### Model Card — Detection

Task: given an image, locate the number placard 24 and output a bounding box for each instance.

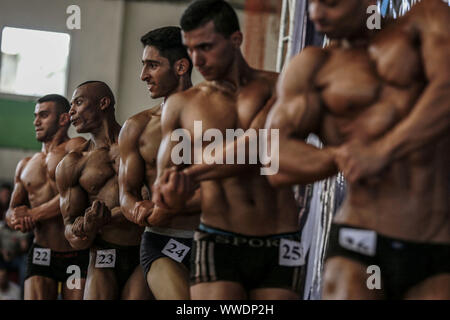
[161,239,190,263]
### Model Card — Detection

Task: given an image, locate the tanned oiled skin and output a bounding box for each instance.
[119,43,201,230]
[153,23,299,237]
[118,34,202,300]
[119,106,200,230]
[56,83,143,249]
[153,20,300,300]
[6,100,86,300]
[56,82,150,299]
[266,0,450,299]
[7,136,85,251]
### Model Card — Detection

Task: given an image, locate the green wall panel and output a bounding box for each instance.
[0,97,41,150]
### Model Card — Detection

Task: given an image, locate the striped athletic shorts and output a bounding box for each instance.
[190,223,305,293]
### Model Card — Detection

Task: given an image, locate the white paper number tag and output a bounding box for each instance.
[339,228,377,256]
[32,248,51,266]
[161,239,190,263]
[279,239,304,267]
[95,249,116,268]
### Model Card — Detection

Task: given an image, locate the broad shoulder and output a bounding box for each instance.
[279,46,329,95]
[15,156,32,178]
[57,150,84,176]
[288,46,328,74]
[246,69,280,99]
[407,0,450,24]
[129,105,162,123]
[64,137,86,153]
[120,105,162,142]
[55,148,86,189]
[164,85,208,111]
[254,69,279,87]
[18,156,32,168]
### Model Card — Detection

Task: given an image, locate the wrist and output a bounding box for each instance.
[84,225,99,237]
[373,139,392,165]
[183,165,200,183]
[29,207,39,222]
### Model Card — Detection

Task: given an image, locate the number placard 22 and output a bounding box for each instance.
[32,248,51,266]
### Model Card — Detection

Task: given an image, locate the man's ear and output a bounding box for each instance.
[230,31,243,48]
[99,97,111,111]
[174,58,191,76]
[59,113,70,127]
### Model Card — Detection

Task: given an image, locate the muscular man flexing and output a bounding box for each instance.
[6,94,88,300]
[266,0,450,299]
[119,26,200,299]
[152,0,302,300]
[56,81,151,300]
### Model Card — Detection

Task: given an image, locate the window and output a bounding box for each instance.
[0,27,70,97]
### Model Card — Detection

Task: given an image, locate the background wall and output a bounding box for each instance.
[0,0,280,182]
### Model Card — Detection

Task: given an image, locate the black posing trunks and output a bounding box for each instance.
[191,223,305,294]
[25,243,89,282]
[91,238,140,292]
[140,226,193,277]
[326,223,450,299]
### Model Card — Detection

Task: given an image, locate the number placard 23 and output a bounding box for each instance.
[95,249,116,268]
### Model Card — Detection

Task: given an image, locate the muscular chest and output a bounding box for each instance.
[79,147,119,195]
[318,29,423,144]
[369,23,422,88]
[182,85,270,139]
[317,48,380,116]
[21,152,63,190]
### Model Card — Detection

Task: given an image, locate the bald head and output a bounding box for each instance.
[70,81,117,133]
[76,81,116,110]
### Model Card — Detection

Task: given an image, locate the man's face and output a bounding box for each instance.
[33,102,61,142]
[182,21,235,81]
[309,0,373,39]
[140,46,179,99]
[69,85,101,133]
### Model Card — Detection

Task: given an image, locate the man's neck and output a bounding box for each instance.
[90,116,121,149]
[339,26,378,49]
[213,51,253,92]
[42,130,69,154]
[163,77,193,105]
[340,38,368,49]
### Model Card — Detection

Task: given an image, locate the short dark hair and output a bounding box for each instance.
[141,26,192,75]
[76,81,116,108]
[37,94,70,115]
[180,0,240,38]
